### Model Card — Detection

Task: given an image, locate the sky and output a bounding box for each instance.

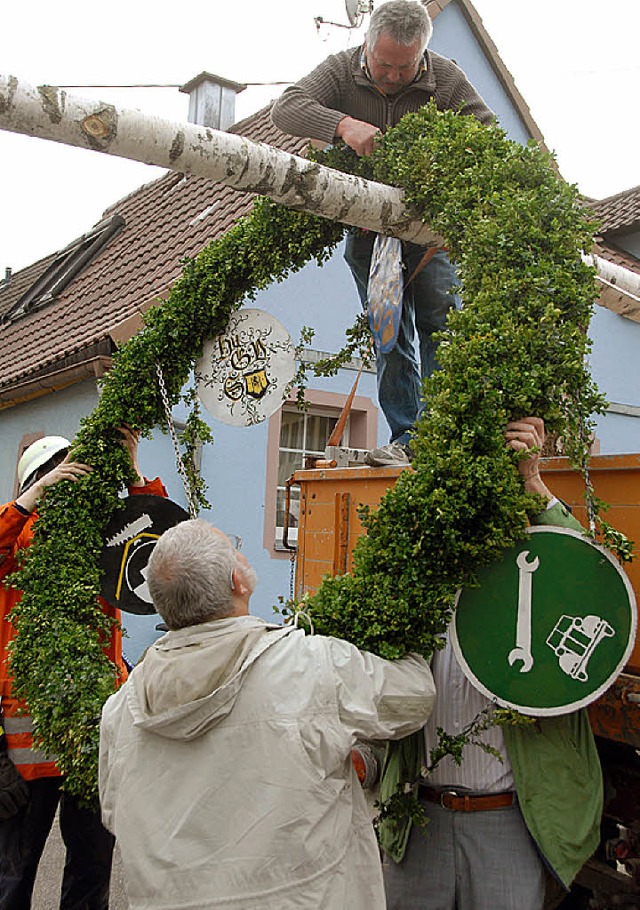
[1,0,638,274]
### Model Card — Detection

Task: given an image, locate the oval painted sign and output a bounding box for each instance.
[196,309,296,427]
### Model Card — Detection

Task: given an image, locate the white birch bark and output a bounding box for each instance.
[0,74,443,247]
[1,73,639,311]
[582,253,640,305]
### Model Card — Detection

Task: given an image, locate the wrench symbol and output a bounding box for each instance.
[507,550,540,673]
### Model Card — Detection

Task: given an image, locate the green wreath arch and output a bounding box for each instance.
[8,104,623,801]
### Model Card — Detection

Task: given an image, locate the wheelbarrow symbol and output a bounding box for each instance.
[546,615,615,682]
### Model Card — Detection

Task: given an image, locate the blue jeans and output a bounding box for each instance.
[344,232,460,446]
[0,777,114,910]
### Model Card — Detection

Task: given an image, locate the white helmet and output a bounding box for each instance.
[18,436,70,492]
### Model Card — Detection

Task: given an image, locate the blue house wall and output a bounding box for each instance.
[0,381,99,504]
[127,251,381,662]
[430,3,531,146]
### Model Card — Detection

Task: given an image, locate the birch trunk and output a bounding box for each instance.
[0,74,442,247]
[582,252,640,312]
[1,74,639,307]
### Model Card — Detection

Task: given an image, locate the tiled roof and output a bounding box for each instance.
[0,251,58,320]
[585,187,640,324]
[586,185,640,235]
[591,238,640,323]
[581,188,640,322]
[0,107,307,395]
[0,1,555,399]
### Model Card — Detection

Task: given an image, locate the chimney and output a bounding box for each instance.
[180,72,247,131]
[1,267,11,289]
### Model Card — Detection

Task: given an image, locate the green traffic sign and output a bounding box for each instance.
[451,527,637,716]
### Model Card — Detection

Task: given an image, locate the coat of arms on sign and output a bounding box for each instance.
[196,309,296,427]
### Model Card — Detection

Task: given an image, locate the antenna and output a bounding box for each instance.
[314,0,372,32]
[345,0,363,27]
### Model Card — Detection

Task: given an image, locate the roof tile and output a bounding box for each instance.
[586,185,640,235]
[0,106,307,392]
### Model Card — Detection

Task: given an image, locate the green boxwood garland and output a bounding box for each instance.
[303,106,616,656]
[7,105,624,802]
[8,204,342,803]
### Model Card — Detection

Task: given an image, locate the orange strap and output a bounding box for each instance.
[326,342,372,448]
[405,245,446,289]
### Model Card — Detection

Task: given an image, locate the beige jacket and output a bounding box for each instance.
[99,615,435,909]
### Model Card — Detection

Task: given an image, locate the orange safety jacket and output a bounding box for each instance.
[0,476,167,781]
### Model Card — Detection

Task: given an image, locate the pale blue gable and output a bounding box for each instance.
[589,306,640,454]
[430,1,532,145]
[0,381,100,504]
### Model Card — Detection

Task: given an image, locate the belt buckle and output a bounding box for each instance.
[440,789,459,809]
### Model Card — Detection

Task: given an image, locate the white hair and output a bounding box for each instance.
[366,1,433,52]
[147,520,238,630]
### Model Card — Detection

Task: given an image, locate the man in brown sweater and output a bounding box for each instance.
[271,0,493,466]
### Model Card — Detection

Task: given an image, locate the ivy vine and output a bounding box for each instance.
[8,104,620,802]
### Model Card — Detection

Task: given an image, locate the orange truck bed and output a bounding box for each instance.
[292,454,640,747]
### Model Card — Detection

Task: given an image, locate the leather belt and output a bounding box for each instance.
[419,785,515,812]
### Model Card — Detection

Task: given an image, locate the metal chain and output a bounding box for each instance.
[289,547,297,601]
[582,459,597,537]
[155,363,199,519]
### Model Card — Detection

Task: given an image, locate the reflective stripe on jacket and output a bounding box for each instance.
[3,704,58,780]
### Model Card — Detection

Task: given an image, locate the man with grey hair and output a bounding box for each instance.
[143,519,250,630]
[272,0,493,467]
[98,519,435,909]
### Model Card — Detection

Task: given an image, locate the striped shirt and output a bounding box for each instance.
[424,635,514,792]
[424,498,561,791]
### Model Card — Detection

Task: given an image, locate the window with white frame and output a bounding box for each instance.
[275,407,350,547]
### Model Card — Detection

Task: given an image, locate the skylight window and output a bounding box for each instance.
[2,214,125,324]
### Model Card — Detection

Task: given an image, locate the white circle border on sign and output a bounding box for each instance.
[195,308,296,427]
[450,526,637,717]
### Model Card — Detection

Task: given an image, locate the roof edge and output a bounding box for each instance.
[0,355,112,411]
